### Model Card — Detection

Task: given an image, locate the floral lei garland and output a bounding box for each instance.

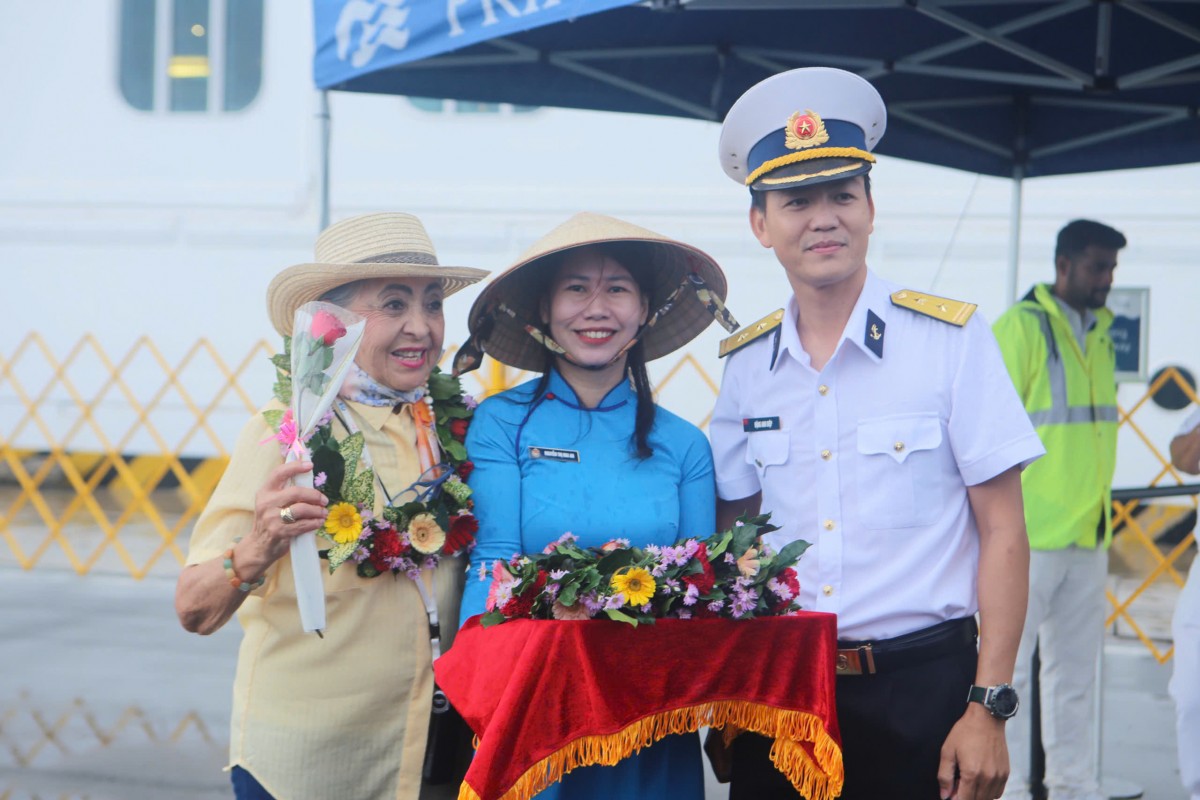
[479,514,809,627]
[265,335,478,580]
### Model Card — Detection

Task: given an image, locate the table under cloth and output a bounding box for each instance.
[434,614,843,800]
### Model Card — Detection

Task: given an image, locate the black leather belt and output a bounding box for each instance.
[835,617,978,676]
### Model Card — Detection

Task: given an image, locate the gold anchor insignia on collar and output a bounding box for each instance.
[719,309,785,358]
[869,324,883,341]
[785,109,830,150]
[890,290,977,327]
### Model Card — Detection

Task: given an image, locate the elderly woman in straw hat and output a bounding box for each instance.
[455,212,737,799]
[175,213,487,800]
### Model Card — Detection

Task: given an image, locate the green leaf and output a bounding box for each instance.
[327,540,359,572]
[272,379,292,406]
[442,439,467,462]
[729,523,759,557]
[479,611,506,627]
[357,561,381,578]
[344,470,375,508]
[427,369,460,401]
[706,530,734,559]
[338,432,365,483]
[604,608,639,627]
[262,409,285,431]
[773,538,811,567]
[440,404,472,420]
[310,446,345,504]
[596,548,637,573]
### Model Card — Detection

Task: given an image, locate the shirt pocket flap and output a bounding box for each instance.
[745,430,789,470]
[857,413,943,464]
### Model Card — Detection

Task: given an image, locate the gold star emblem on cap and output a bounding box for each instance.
[785,109,830,150]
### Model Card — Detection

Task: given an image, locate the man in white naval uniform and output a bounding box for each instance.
[710,67,1045,800]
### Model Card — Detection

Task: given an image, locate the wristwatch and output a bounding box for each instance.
[967,683,1019,720]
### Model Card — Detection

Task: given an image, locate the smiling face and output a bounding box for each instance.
[541,248,649,371]
[749,176,875,292]
[346,277,445,392]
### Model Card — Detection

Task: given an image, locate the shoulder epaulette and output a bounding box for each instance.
[890,290,976,327]
[718,309,784,358]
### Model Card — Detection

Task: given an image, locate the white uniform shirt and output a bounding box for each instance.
[711,270,1044,640]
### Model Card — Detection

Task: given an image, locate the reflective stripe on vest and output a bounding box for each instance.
[1024,308,1118,428]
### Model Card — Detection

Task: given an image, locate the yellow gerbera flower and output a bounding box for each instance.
[324,502,362,544]
[611,567,656,607]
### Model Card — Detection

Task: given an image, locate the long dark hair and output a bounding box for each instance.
[528,243,658,460]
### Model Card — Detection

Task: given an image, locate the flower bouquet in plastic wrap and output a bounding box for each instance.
[478,513,809,627]
[268,302,365,634]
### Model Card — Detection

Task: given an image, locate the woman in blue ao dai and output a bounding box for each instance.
[456,213,738,800]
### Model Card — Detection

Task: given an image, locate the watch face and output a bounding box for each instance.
[990,686,1019,717]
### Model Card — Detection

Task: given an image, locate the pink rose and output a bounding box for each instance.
[311,310,346,346]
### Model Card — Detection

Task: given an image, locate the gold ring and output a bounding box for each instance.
[280,506,296,524]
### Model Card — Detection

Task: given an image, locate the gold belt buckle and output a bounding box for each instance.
[835,644,876,675]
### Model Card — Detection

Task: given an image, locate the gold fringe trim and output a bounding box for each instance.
[745,147,875,186]
[459,701,843,800]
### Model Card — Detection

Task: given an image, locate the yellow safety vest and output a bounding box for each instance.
[993,284,1118,550]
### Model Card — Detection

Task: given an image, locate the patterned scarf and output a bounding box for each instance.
[338,361,426,407]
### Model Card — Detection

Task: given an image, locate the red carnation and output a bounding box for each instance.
[457,460,475,481]
[445,514,479,554]
[500,569,547,618]
[369,525,405,572]
[682,543,716,595]
[449,418,470,442]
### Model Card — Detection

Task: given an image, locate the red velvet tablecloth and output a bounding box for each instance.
[435,614,843,800]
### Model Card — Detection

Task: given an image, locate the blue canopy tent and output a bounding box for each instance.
[311,0,1200,299]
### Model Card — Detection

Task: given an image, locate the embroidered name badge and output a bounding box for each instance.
[528,446,581,463]
[742,417,781,432]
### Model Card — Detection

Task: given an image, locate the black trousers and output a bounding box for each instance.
[729,628,978,799]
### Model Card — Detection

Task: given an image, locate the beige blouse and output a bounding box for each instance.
[186,400,464,800]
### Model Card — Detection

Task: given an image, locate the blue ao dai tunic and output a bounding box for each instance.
[461,369,714,799]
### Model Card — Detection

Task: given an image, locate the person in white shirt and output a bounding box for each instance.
[710,67,1045,800]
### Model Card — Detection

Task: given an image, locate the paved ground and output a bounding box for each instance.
[0,566,1188,800]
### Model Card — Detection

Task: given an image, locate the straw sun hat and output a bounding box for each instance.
[457,212,737,374]
[266,212,489,337]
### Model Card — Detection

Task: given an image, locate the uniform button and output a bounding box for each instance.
[818,384,829,395]
[894,441,905,452]
[823,519,835,530]
[822,584,834,596]
[820,449,832,460]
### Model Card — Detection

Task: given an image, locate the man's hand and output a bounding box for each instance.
[937,703,1009,799]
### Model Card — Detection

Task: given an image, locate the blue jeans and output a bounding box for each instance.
[231,766,276,800]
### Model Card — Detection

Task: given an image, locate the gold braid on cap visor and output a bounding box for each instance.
[744,146,875,186]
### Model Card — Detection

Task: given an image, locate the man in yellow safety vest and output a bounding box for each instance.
[993,218,1126,800]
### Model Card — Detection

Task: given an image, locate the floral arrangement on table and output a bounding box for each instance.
[264,309,478,581]
[479,514,809,627]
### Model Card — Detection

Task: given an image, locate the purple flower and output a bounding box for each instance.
[581,592,604,615]
[463,394,479,410]
[549,569,569,580]
[707,599,725,613]
[724,553,736,564]
[604,592,627,611]
[676,609,693,620]
[313,471,327,488]
[767,577,796,601]
[682,584,700,606]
